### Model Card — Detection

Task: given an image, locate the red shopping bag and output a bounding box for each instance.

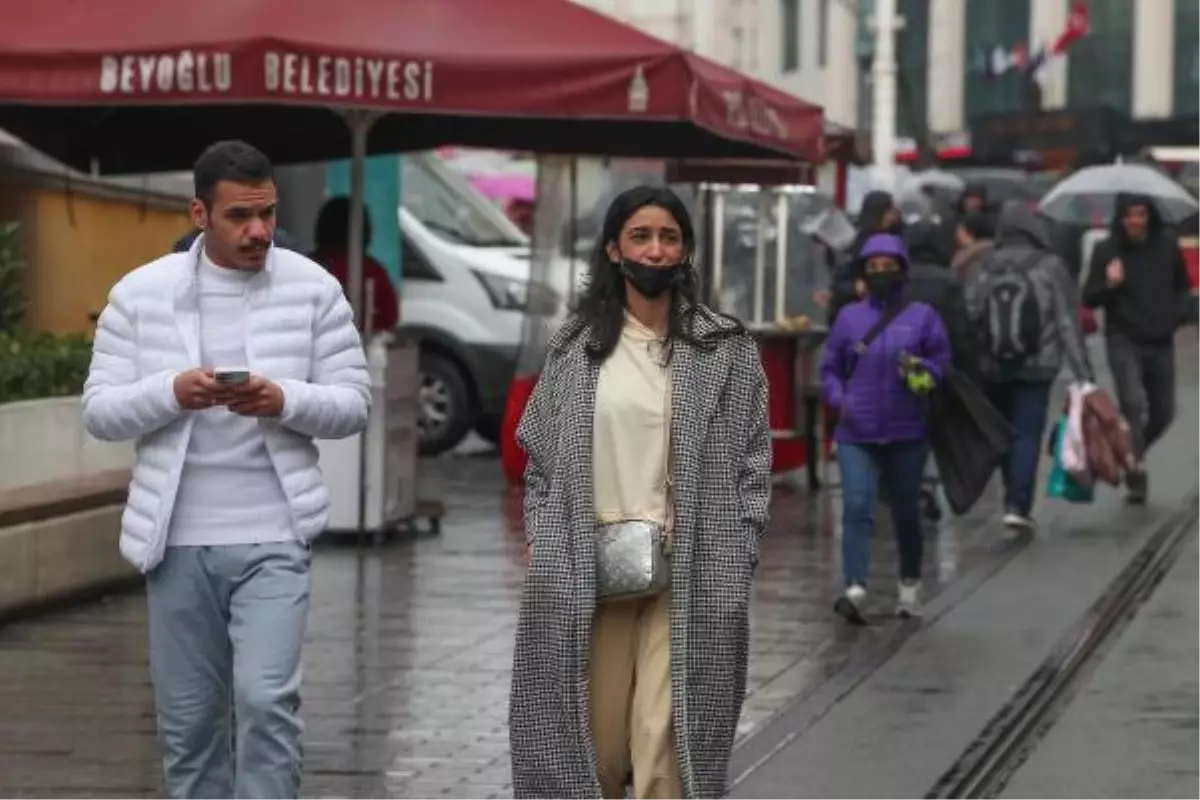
[1080,306,1098,336]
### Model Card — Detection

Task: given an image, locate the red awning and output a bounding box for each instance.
[0,0,824,173]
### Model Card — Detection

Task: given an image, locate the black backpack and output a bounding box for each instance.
[982,254,1043,365]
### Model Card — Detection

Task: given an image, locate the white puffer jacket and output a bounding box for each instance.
[82,237,370,573]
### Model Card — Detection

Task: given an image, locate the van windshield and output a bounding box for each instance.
[403,153,529,248]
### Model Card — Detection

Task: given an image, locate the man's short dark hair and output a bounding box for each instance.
[959,210,994,241]
[193,140,274,206]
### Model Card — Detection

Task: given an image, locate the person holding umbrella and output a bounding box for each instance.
[1082,193,1192,503]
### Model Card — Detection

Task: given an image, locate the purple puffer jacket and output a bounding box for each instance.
[820,298,951,444]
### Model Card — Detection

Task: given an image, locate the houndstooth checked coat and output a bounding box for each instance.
[509,306,771,799]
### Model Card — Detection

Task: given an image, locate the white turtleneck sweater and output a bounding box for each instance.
[168,252,294,546]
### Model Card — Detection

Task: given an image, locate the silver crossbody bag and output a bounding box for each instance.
[594,372,674,603]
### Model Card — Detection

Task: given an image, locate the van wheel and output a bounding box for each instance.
[418,352,473,456]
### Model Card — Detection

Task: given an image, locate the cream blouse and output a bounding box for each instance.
[592,313,671,526]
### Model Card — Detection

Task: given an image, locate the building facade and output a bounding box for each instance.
[575,0,1199,134]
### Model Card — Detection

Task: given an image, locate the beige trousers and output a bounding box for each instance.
[588,590,684,799]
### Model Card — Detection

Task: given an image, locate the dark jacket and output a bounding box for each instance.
[904,223,976,375]
[1082,192,1192,346]
[964,202,1094,384]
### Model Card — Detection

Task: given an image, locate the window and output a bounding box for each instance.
[400,239,441,282]
[780,0,799,72]
[401,154,527,248]
[1066,0,1134,113]
[963,0,1032,121]
[818,0,829,68]
[1174,0,1199,115]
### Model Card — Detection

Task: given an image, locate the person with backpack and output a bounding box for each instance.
[821,234,951,623]
[964,201,1094,531]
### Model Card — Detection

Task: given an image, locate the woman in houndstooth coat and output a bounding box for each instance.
[509,186,771,799]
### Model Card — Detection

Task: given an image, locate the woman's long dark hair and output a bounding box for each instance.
[572,185,743,362]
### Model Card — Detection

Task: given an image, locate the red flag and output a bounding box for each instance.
[1052,1,1090,54]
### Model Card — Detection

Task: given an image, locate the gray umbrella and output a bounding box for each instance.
[1039,162,1200,226]
[896,168,967,208]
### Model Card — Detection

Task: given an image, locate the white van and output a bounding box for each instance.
[399,154,557,455]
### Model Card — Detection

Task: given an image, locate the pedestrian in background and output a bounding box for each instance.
[904,219,974,373]
[956,183,989,217]
[1082,192,1192,503]
[950,210,995,282]
[83,140,370,798]
[828,190,904,324]
[821,233,951,623]
[311,195,400,333]
[965,201,1093,530]
[510,185,771,799]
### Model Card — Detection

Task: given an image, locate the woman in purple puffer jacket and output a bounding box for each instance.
[820,233,951,623]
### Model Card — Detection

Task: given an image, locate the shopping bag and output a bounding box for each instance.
[1046,414,1095,503]
[928,371,1016,515]
[1061,382,1094,479]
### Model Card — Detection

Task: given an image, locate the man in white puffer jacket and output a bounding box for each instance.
[82,140,369,799]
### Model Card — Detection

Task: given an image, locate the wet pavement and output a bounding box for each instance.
[728,333,1200,799]
[1000,529,1199,800]
[0,452,1007,798]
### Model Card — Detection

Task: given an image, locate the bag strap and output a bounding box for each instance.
[847,300,911,379]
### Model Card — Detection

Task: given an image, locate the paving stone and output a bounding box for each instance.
[0,457,1001,797]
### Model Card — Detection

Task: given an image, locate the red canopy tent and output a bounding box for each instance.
[0,0,823,171]
[0,0,827,497]
[0,0,823,324]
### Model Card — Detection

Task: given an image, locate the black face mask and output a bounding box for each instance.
[620,259,685,299]
[864,272,900,300]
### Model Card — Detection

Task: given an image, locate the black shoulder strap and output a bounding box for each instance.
[847,301,911,378]
[856,300,911,353]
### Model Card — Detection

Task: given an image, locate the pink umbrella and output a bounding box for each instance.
[470,173,537,203]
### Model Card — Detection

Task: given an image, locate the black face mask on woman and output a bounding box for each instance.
[620,259,685,299]
[864,271,901,300]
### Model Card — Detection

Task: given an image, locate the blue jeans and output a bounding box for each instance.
[837,440,928,587]
[147,543,311,799]
[986,381,1053,517]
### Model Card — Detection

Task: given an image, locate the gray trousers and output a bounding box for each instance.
[1106,333,1177,462]
[147,542,311,799]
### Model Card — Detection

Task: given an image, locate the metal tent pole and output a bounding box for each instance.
[773,188,789,323]
[341,110,380,539]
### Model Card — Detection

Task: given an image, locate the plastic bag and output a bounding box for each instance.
[1047,414,1095,503]
[1061,382,1094,479]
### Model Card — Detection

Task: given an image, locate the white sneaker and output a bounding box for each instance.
[896,580,922,618]
[834,584,868,624]
[1003,511,1035,530]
